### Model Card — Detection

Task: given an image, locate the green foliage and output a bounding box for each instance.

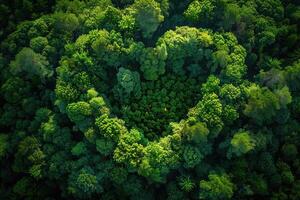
[66,101,92,131]
[178,175,195,192]
[89,96,108,115]
[201,75,220,94]
[183,145,203,168]
[157,26,214,75]
[138,137,179,182]
[0,134,8,158]
[285,60,300,92]
[113,128,145,169]
[0,0,299,199]
[183,122,209,144]
[1,77,31,103]
[53,13,79,34]
[121,75,200,139]
[10,47,53,81]
[96,138,114,156]
[255,0,284,20]
[68,167,102,198]
[220,84,241,103]
[227,130,256,158]
[110,167,128,184]
[199,173,234,200]
[222,3,241,30]
[13,136,45,179]
[95,114,127,141]
[29,36,48,52]
[114,67,141,102]
[184,0,215,23]
[244,85,292,125]
[133,0,164,38]
[71,142,87,156]
[188,93,223,136]
[55,80,80,104]
[139,45,167,80]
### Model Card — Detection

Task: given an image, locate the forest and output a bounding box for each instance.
[0,0,299,199]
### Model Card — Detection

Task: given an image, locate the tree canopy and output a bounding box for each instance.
[0,0,299,199]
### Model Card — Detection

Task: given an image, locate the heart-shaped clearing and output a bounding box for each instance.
[55,26,247,181]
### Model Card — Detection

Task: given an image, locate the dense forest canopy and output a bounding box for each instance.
[0,0,300,199]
